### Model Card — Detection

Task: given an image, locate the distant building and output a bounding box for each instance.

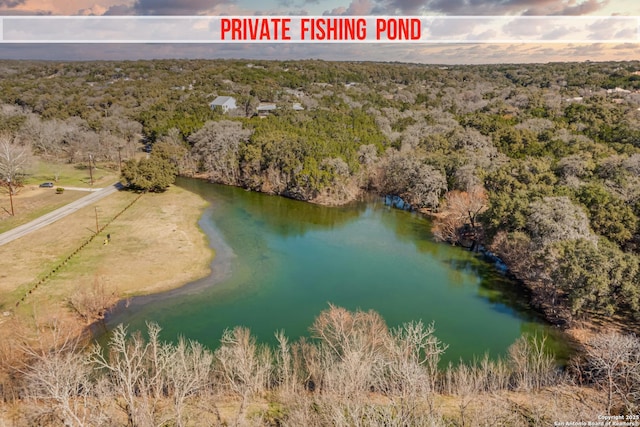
[292,103,304,111]
[256,102,277,116]
[209,96,237,113]
[607,87,631,94]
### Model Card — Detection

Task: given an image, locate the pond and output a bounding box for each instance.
[104,178,566,364]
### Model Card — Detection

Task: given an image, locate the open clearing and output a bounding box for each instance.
[0,185,212,334]
[0,160,120,234]
[25,159,119,188]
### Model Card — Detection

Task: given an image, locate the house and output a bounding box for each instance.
[209,96,237,113]
[607,87,631,94]
[256,102,277,116]
[292,103,304,111]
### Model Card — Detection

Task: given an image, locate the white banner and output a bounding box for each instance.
[0,16,638,43]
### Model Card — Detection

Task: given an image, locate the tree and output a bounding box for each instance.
[584,332,640,414]
[166,338,213,427]
[546,238,639,317]
[526,196,593,247]
[576,183,638,245]
[188,120,253,186]
[20,329,98,427]
[152,138,191,175]
[432,186,487,246]
[18,115,68,158]
[214,327,270,425]
[381,150,447,210]
[0,135,31,194]
[90,323,169,427]
[121,154,177,192]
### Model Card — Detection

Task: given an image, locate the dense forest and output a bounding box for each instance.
[1,58,639,329]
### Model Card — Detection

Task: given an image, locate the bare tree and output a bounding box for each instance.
[446,362,479,427]
[18,324,101,427]
[274,330,295,396]
[0,135,32,193]
[310,304,389,364]
[90,323,165,427]
[432,186,487,247]
[507,334,559,392]
[382,321,447,419]
[583,332,640,414]
[214,326,271,426]
[166,338,213,427]
[189,120,253,185]
[67,276,118,324]
[18,115,66,158]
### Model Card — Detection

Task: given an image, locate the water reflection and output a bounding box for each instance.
[178,178,366,238]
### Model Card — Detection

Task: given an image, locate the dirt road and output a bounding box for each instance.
[0,183,122,247]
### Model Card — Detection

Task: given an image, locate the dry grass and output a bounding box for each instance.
[0,185,212,336]
[0,160,121,233]
[0,186,87,233]
[24,159,119,188]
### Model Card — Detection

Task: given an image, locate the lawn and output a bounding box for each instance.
[25,159,120,188]
[0,187,86,233]
[0,159,121,234]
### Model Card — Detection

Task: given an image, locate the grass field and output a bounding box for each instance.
[0,185,212,335]
[0,187,87,234]
[0,160,121,234]
[24,159,120,188]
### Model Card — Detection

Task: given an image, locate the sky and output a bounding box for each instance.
[0,0,639,63]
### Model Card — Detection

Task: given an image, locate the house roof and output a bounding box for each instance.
[210,96,235,106]
[256,102,277,111]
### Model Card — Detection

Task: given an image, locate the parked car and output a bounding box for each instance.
[39,182,54,188]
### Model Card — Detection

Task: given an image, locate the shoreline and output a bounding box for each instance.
[76,179,593,360]
[101,205,236,328]
[0,177,589,375]
[0,184,215,348]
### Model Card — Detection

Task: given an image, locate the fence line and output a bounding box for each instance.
[15,193,143,307]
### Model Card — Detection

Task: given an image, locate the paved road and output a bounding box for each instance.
[0,182,122,247]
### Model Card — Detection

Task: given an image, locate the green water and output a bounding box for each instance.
[105,178,564,363]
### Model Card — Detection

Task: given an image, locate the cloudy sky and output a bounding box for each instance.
[0,0,639,63]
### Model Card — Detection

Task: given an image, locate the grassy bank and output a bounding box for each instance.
[0,185,212,335]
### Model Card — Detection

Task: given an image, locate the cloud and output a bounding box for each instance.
[103,4,136,15]
[132,0,233,15]
[324,0,373,15]
[549,0,609,15]
[0,0,26,7]
[364,0,612,16]
[346,0,373,14]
